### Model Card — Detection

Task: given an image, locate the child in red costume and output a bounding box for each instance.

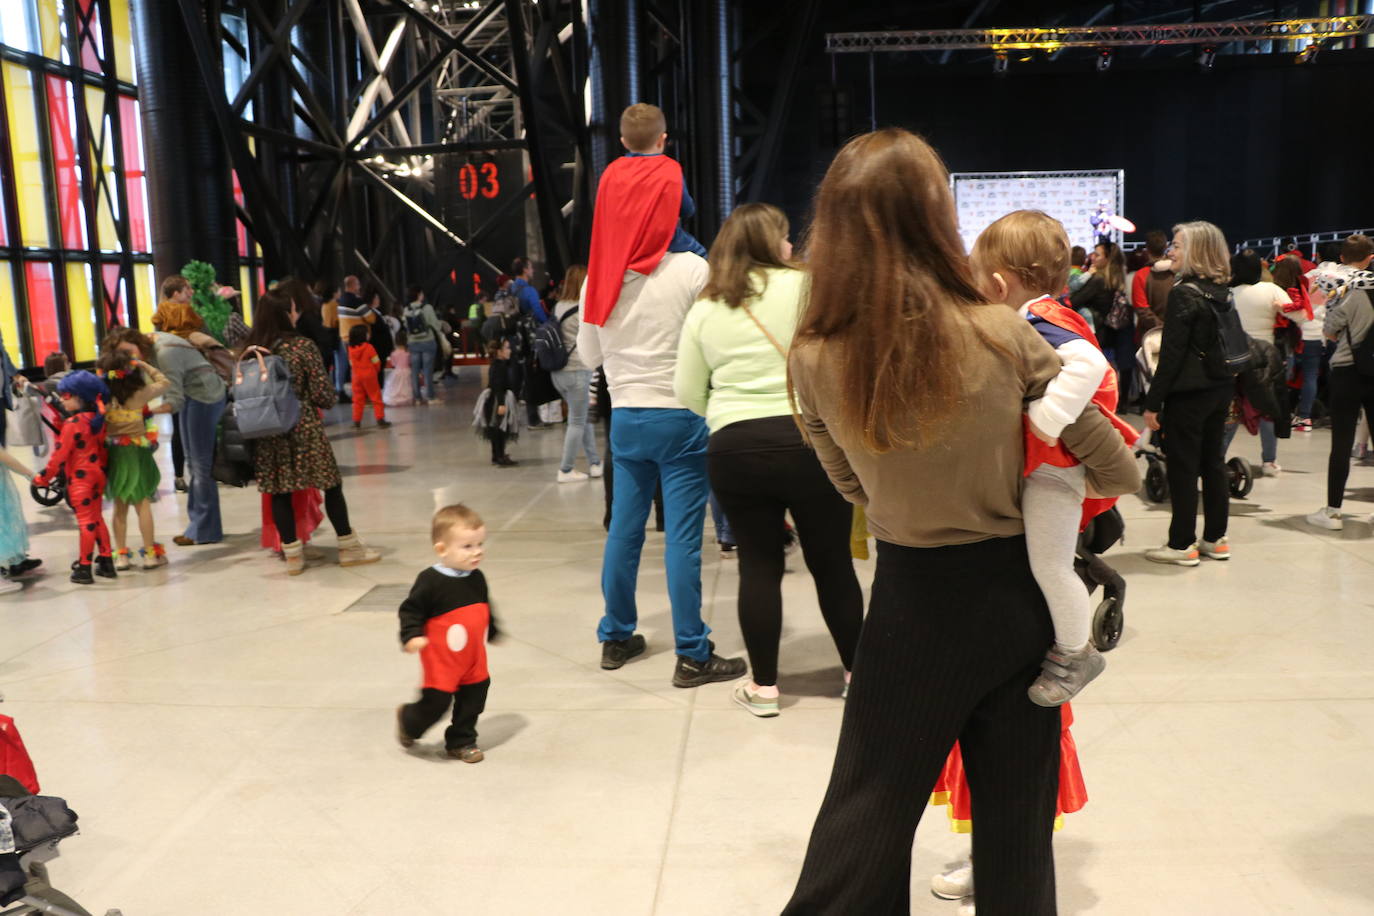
[971,211,1139,706]
[347,325,389,430]
[32,371,116,585]
[583,102,705,328]
[394,504,501,763]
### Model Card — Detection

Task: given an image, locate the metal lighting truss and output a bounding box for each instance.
[176,0,589,288]
[825,16,1374,53]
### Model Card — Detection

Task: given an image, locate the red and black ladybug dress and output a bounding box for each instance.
[33,409,111,565]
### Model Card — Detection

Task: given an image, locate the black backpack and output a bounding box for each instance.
[1188,283,1253,379]
[532,307,575,372]
[404,305,428,337]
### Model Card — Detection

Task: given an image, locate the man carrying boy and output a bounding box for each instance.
[578,102,745,689]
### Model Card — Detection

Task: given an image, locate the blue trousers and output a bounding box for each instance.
[597,407,712,661]
[180,395,226,542]
[334,341,350,391]
[409,339,437,401]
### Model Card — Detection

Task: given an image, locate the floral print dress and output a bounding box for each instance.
[253,335,342,494]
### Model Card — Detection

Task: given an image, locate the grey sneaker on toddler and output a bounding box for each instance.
[1028,643,1105,707]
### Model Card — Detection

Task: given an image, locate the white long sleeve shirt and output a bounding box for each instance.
[1019,297,1111,439]
[576,252,709,408]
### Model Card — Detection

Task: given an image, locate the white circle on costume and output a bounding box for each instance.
[446,624,469,652]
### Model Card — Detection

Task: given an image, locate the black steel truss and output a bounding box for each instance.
[175,0,592,295]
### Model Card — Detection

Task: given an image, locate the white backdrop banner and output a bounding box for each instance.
[951,170,1124,255]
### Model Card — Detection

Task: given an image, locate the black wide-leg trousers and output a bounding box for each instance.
[783,535,1061,916]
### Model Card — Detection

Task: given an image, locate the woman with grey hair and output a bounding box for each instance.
[1142,221,1237,566]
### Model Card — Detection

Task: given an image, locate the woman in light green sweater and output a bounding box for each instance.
[674,203,863,718]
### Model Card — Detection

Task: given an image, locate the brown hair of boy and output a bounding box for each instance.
[161,274,190,301]
[620,103,667,153]
[43,351,70,376]
[432,504,484,544]
[970,210,1072,300]
[1341,234,1374,264]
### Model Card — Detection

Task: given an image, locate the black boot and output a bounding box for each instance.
[70,563,94,585]
[94,555,118,579]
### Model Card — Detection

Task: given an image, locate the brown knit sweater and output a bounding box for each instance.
[789,302,1141,548]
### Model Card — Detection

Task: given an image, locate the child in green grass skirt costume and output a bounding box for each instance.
[97,351,171,570]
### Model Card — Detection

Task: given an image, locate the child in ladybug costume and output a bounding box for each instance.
[394,504,501,763]
[32,370,115,585]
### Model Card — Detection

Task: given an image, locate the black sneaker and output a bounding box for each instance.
[70,564,94,585]
[5,558,41,577]
[672,650,747,688]
[600,634,647,670]
[94,555,118,579]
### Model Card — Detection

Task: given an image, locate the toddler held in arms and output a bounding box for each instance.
[395,504,501,763]
[970,210,1139,706]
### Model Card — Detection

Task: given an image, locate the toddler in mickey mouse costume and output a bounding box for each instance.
[395,504,501,763]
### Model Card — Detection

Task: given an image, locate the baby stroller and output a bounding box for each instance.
[1078,506,1126,651]
[1133,326,1253,504]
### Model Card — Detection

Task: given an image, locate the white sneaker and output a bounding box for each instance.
[0,576,22,595]
[1306,507,1343,530]
[1144,544,1200,566]
[931,861,973,899]
[1261,461,1282,477]
[1198,537,1231,560]
[557,469,589,483]
[588,463,604,479]
[957,896,976,916]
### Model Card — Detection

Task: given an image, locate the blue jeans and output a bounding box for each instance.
[709,490,734,546]
[180,395,226,542]
[597,407,712,661]
[550,368,600,472]
[409,339,437,401]
[1223,417,1277,463]
[334,341,350,391]
[1296,341,1323,419]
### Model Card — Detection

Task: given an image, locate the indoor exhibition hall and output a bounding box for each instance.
[1,1,1373,915]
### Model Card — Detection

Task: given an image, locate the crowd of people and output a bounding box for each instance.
[3,101,1374,915]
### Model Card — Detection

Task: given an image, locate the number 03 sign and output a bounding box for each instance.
[457,161,501,200]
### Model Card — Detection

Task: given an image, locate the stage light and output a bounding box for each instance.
[1095,48,1112,72]
[1296,40,1322,64]
[993,50,1008,75]
[1197,45,1216,71]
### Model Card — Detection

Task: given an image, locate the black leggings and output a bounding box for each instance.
[488,428,508,462]
[1325,366,1374,508]
[709,440,862,686]
[270,485,351,544]
[1160,384,1232,549]
[171,415,185,478]
[783,536,1060,916]
[398,679,490,749]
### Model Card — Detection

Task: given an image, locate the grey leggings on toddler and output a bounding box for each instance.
[1023,463,1091,650]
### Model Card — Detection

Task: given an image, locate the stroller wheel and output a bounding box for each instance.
[1227,457,1253,499]
[1092,595,1124,651]
[1143,460,1169,503]
[30,474,66,508]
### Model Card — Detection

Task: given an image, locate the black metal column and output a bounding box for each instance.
[131,0,237,289]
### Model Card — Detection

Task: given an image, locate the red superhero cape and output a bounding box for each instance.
[1023,297,1140,529]
[584,155,683,326]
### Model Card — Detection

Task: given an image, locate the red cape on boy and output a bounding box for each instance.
[583,155,683,326]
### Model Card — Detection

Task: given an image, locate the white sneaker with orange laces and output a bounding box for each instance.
[1144,544,1200,566]
[1198,537,1230,560]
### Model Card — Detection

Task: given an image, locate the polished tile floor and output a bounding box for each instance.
[3,372,1374,915]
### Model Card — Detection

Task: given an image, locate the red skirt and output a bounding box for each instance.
[929,703,1088,833]
[260,488,325,551]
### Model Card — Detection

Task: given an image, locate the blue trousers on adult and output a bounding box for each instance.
[550,368,601,473]
[179,395,226,542]
[334,341,350,393]
[409,339,438,401]
[596,407,712,662]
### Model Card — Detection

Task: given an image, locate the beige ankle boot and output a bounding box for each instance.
[282,540,306,576]
[338,532,380,567]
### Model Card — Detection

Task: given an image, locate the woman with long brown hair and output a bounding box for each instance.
[674,203,862,718]
[781,129,1136,915]
[1071,239,1133,394]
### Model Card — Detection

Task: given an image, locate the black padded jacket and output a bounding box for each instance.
[1144,278,1234,412]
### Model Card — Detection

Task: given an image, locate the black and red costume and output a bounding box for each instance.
[33,409,111,566]
[397,566,497,750]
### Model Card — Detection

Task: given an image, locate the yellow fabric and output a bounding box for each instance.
[3,63,51,248]
[0,265,21,368]
[110,0,136,83]
[850,505,870,560]
[84,86,120,252]
[65,263,96,362]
